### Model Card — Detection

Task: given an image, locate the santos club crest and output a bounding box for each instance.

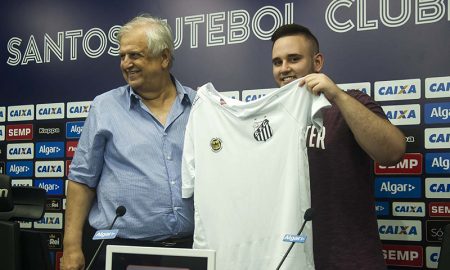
[253,119,273,142]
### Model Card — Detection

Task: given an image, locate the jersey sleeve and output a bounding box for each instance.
[181,107,196,198]
[310,93,331,128]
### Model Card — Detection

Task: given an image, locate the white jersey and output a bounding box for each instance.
[182,79,331,270]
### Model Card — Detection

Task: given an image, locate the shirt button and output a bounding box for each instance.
[167,156,172,160]
[171,181,175,185]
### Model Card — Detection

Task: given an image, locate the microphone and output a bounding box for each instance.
[86,205,127,270]
[276,208,313,270]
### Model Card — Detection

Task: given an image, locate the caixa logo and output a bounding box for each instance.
[242,88,275,102]
[378,219,422,241]
[375,201,389,216]
[67,101,91,118]
[374,79,421,101]
[34,179,63,195]
[35,161,64,177]
[66,121,84,139]
[6,143,34,160]
[382,104,420,126]
[375,153,422,175]
[35,142,64,159]
[382,244,423,267]
[337,82,371,96]
[425,76,450,99]
[425,178,450,198]
[392,202,425,217]
[6,161,33,177]
[0,107,5,122]
[426,246,440,269]
[425,127,450,149]
[424,102,450,124]
[426,152,450,174]
[34,212,63,229]
[7,104,34,121]
[375,177,421,198]
[36,103,65,120]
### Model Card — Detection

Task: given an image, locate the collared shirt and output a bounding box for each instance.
[69,77,196,240]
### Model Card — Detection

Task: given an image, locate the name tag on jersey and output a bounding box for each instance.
[283,234,307,243]
[92,229,119,240]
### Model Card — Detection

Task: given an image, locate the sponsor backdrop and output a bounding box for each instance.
[1,0,449,269]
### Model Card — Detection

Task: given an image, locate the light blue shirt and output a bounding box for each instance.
[69,77,196,240]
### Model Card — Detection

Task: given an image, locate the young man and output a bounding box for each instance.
[271,24,405,270]
[61,15,195,270]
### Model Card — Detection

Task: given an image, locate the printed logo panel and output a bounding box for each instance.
[425,153,450,174]
[34,179,64,196]
[46,198,62,211]
[6,143,34,160]
[382,104,421,125]
[392,202,425,217]
[426,178,450,198]
[378,219,422,241]
[425,102,450,124]
[35,122,65,140]
[375,153,422,175]
[425,127,450,149]
[375,201,390,216]
[35,161,64,178]
[66,141,78,158]
[242,88,275,102]
[46,232,63,249]
[426,220,450,242]
[35,142,65,159]
[36,103,65,120]
[7,105,34,122]
[429,202,450,218]
[18,221,32,229]
[425,76,450,99]
[11,179,32,187]
[66,101,91,118]
[338,82,371,96]
[66,121,84,139]
[375,177,422,198]
[6,124,33,141]
[6,161,33,177]
[374,79,421,101]
[382,244,423,267]
[0,125,4,141]
[402,127,422,152]
[426,246,440,269]
[0,107,5,122]
[0,162,4,175]
[34,212,63,229]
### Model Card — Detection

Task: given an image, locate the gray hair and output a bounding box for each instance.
[118,14,174,67]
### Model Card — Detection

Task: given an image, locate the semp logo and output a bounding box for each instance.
[11,179,32,187]
[46,232,63,249]
[425,127,450,149]
[35,142,65,159]
[46,198,62,211]
[6,161,33,177]
[0,125,4,141]
[220,91,240,100]
[426,178,450,198]
[337,82,371,96]
[426,220,450,242]
[382,104,420,126]
[0,162,5,175]
[35,161,64,178]
[242,88,275,102]
[426,246,440,269]
[374,79,421,101]
[382,244,423,268]
[6,124,33,141]
[0,107,5,122]
[426,152,450,174]
[425,102,450,124]
[378,219,422,241]
[6,143,34,160]
[429,202,450,218]
[34,179,64,196]
[66,121,84,139]
[375,153,422,175]
[67,101,91,118]
[35,122,65,140]
[36,103,65,120]
[425,76,450,99]
[34,212,63,229]
[375,201,390,216]
[66,141,78,158]
[375,177,421,198]
[392,202,425,217]
[7,104,34,122]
